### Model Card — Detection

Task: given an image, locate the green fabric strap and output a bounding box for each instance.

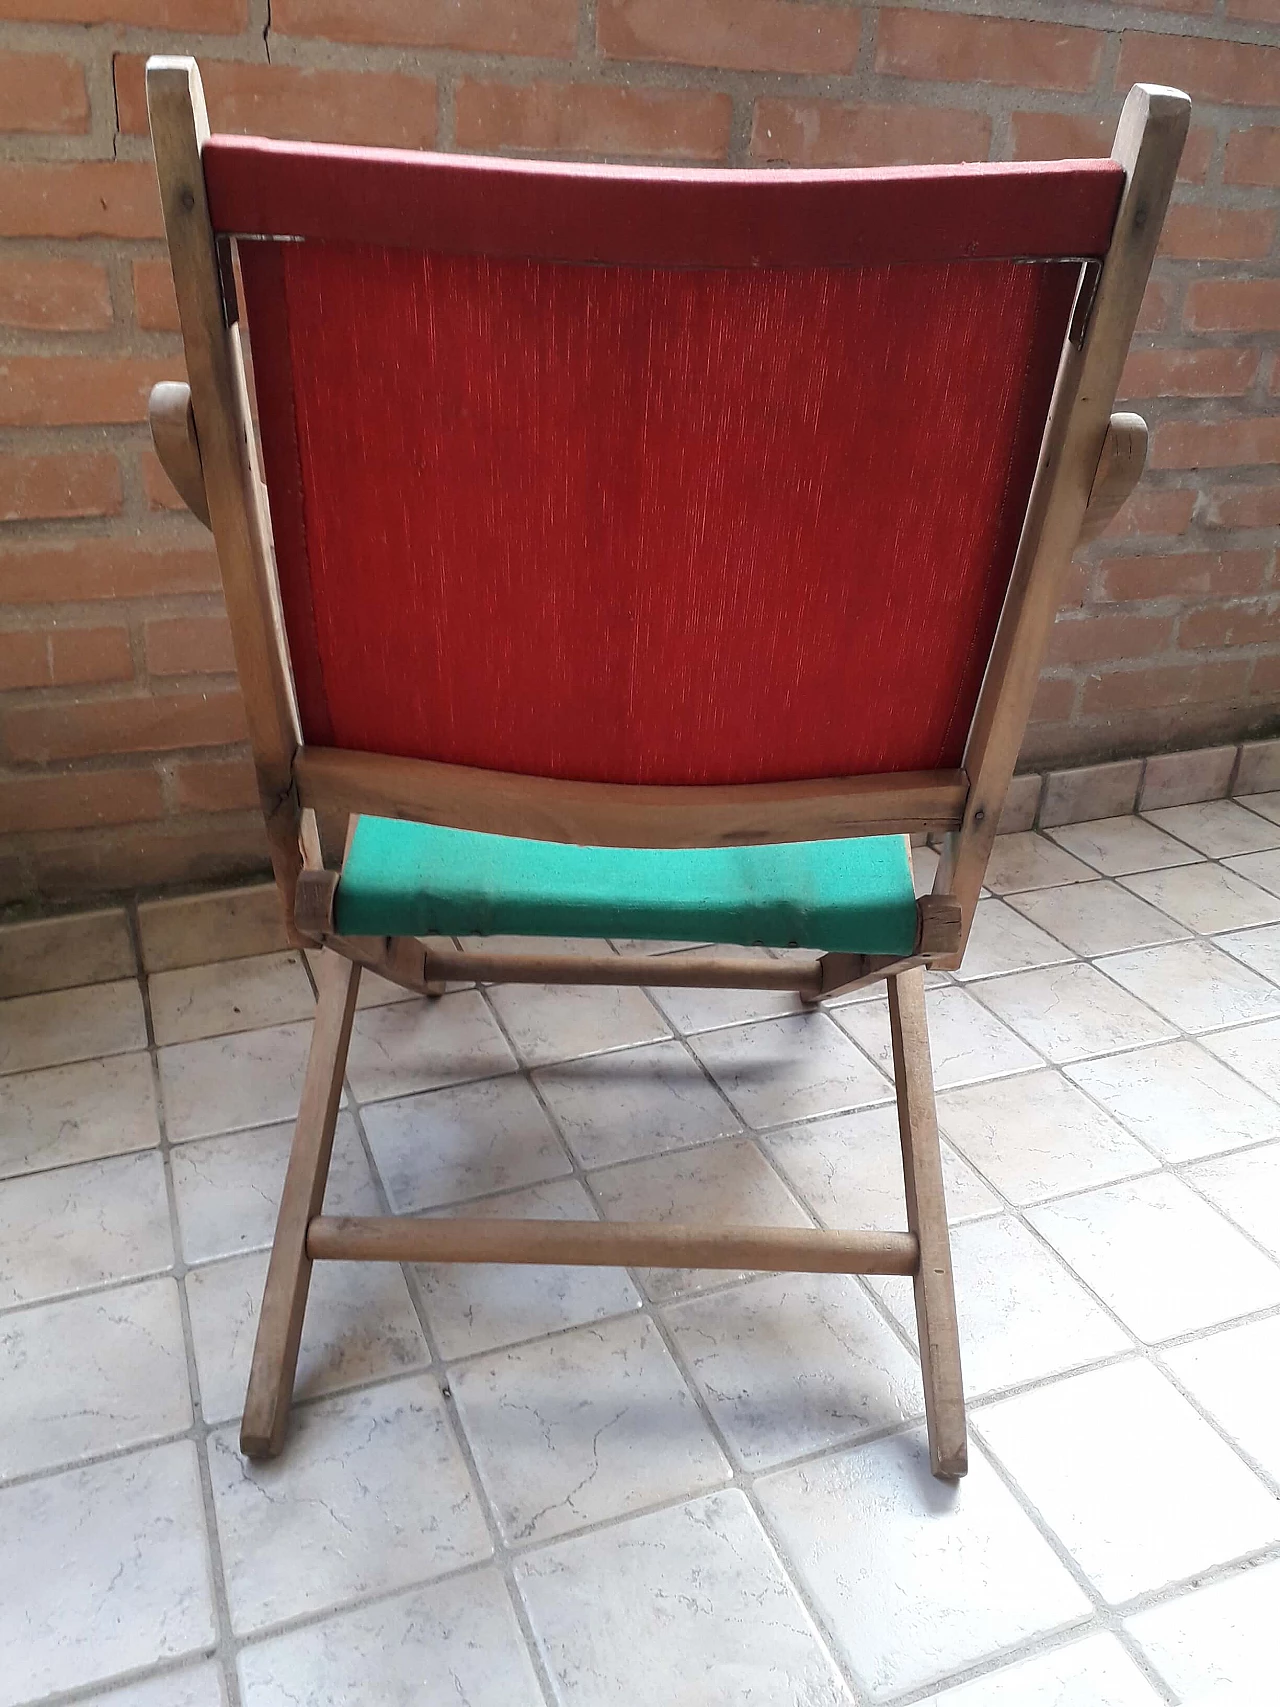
[334,816,919,955]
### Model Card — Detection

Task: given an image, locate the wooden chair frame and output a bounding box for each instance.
[146,56,1187,1477]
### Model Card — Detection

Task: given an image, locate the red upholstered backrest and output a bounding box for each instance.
[208,140,1122,787]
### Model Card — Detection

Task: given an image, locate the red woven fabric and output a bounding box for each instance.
[240,241,1079,784]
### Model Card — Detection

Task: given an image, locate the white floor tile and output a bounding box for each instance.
[969,962,1175,1063]
[0,978,146,1075]
[79,1664,226,1706]
[665,1271,923,1468]
[836,986,1041,1089]
[950,897,1076,981]
[170,1114,380,1265]
[873,1215,1130,1396]
[1098,937,1280,1032]
[149,950,315,1045]
[159,1019,324,1142]
[0,1050,159,1179]
[588,1134,813,1300]
[1203,1017,1280,1099]
[517,1487,853,1706]
[0,1440,214,1706]
[1066,1039,1280,1161]
[1162,1315,1280,1482]
[1239,790,1280,825]
[533,1037,739,1168]
[1146,799,1280,858]
[0,1148,172,1309]
[763,1103,1000,1230]
[346,989,517,1102]
[1185,1139,1280,1258]
[361,1073,570,1212]
[486,981,670,1067]
[237,1569,543,1707]
[689,1009,892,1127]
[1125,1556,1280,1699]
[1007,880,1186,957]
[647,947,806,1031]
[983,833,1096,894]
[937,1069,1155,1203]
[977,1359,1280,1603]
[1214,920,1280,985]
[451,1312,728,1544]
[209,1376,491,1636]
[1046,815,1202,877]
[186,1248,428,1424]
[1224,846,1280,898]
[922,1633,1164,1705]
[138,883,288,972]
[1120,863,1280,934]
[417,1176,641,1359]
[758,1431,1090,1699]
[0,1277,190,1482]
[1030,1173,1280,1341]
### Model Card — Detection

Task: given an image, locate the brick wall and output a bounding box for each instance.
[0,0,1277,906]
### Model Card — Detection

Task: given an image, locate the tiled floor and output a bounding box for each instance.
[2,808,1280,1705]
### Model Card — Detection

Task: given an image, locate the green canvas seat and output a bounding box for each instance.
[335,815,919,954]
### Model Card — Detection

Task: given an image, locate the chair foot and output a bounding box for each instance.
[240,951,362,1459]
[888,964,967,1480]
[424,979,446,997]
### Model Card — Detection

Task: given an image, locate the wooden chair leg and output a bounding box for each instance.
[240,950,362,1459]
[887,965,967,1479]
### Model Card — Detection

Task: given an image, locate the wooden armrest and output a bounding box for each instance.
[148,381,211,528]
[294,868,338,936]
[1078,412,1148,544]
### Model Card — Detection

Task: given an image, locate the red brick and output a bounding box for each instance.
[113,55,437,150]
[0,0,244,25]
[1225,126,1280,188]
[1014,115,1210,180]
[132,259,180,333]
[1136,279,1171,334]
[26,819,269,902]
[50,625,134,686]
[0,52,89,133]
[0,356,184,428]
[0,771,165,837]
[1161,205,1276,262]
[1252,654,1280,695]
[876,11,1103,93]
[1115,34,1280,108]
[0,258,111,332]
[1098,488,1196,539]
[1152,419,1280,471]
[144,615,236,678]
[1029,676,1076,722]
[0,542,220,604]
[0,454,121,522]
[1098,550,1270,603]
[1204,485,1280,530]
[1185,280,1280,334]
[1177,128,1214,186]
[1179,599,1280,650]
[274,0,576,54]
[1047,612,1172,666]
[0,631,48,691]
[1083,659,1251,714]
[4,691,249,763]
[455,80,732,161]
[0,162,161,239]
[751,99,990,166]
[598,0,859,73]
[167,755,258,813]
[141,449,186,514]
[1119,346,1259,399]
[1226,0,1280,19]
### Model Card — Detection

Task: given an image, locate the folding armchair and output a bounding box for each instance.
[146,56,1187,1478]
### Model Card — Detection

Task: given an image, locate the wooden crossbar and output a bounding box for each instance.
[308,1216,920,1274]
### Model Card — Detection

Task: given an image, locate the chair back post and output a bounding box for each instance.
[146,57,307,932]
[933,83,1190,965]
